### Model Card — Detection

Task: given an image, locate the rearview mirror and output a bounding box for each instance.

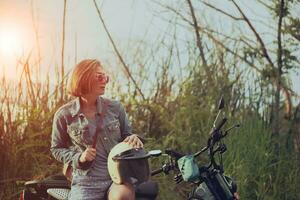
[148,150,162,157]
[218,96,225,110]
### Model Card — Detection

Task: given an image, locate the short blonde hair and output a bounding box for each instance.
[69,59,102,97]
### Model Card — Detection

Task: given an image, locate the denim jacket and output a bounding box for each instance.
[50,96,131,175]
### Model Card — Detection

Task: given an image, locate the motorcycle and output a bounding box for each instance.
[150,96,240,200]
[19,97,239,200]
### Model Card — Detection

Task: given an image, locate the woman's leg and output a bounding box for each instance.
[107,182,135,200]
[69,175,112,200]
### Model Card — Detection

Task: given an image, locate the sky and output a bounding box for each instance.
[0,0,299,97]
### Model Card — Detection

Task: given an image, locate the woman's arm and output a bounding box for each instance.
[119,103,144,148]
[118,103,132,140]
[50,111,87,170]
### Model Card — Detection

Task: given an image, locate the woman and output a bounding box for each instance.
[51,59,143,200]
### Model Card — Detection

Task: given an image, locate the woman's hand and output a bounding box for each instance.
[234,192,240,200]
[123,134,143,148]
[79,147,96,163]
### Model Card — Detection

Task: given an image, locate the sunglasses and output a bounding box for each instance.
[96,73,109,83]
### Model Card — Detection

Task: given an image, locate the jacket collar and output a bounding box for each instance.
[70,96,103,117]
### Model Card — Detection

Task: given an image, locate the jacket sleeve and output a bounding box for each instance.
[118,103,132,140]
[50,111,87,170]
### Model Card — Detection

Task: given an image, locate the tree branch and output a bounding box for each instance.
[186,0,208,68]
[93,0,146,101]
[273,0,285,136]
[204,29,263,73]
[231,0,275,68]
[200,0,243,21]
[161,1,262,74]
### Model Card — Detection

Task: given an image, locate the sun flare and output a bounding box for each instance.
[0,28,22,57]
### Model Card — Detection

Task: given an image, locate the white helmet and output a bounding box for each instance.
[108,142,150,185]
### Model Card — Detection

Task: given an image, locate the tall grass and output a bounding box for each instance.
[0,66,65,199]
[224,114,300,200]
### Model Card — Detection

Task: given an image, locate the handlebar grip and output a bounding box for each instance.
[215,117,227,132]
[151,168,163,176]
[165,149,184,159]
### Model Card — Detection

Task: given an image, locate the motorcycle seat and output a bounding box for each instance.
[47,188,69,200]
[135,180,159,198]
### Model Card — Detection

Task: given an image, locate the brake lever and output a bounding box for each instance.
[162,163,170,175]
[223,124,240,138]
[213,143,227,154]
[174,173,183,184]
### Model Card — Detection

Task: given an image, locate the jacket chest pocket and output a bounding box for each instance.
[67,124,90,146]
[106,120,122,143]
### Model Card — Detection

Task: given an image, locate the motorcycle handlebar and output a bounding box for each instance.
[151,168,164,176]
[165,149,184,160]
[151,118,233,176]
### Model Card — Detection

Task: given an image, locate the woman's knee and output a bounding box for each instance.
[108,183,135,200]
